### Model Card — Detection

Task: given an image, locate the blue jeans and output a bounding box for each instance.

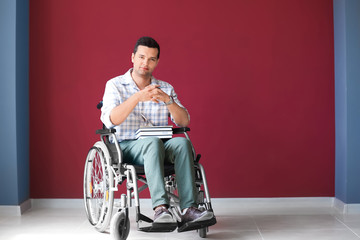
[119,137,197,210]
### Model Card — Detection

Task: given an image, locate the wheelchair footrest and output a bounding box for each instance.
[177,216,217,233]
[137,220,177,232]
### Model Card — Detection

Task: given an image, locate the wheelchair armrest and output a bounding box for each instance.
[96,128,116,135]
[96,127,189,135]
[172,127,190,134]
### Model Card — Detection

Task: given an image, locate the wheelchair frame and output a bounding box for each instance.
[83,126,215,239]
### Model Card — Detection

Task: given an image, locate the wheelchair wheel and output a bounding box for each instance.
[110,209,130,240]
[84,141,114,232]
[197,190,208,238]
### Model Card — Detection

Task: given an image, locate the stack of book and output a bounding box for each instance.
[135,125,173,139]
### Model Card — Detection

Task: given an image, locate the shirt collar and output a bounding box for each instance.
[120,68,158,87]
[120,69,136,85]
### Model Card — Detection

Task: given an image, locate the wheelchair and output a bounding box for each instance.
[83,102,216,240]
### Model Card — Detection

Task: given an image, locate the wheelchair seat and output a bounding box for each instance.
[106,141,176,176]
[133,164,175,176]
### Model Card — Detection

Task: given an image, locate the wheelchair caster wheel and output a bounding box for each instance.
[198,204,207,238]
[199,226,207,238]
[110,209,130,240]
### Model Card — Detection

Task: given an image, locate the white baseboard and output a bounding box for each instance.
[31,198,84,209]
[333,198,360,214]
[2,197,360,216]
[0,199,31,216]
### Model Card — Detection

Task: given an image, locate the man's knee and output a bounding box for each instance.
[171,137,192,152]
[165,138,193,165]
[141,137,164,148]
[141,137,165,158]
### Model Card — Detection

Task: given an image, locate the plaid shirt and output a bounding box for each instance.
[101,69,189,142]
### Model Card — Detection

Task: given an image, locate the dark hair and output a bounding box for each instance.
[133,36,160,59]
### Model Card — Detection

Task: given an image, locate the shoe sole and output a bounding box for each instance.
[177,216,217,232]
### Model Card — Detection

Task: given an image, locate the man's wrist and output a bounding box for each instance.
[134,92,142,103]
[165,96,174,105]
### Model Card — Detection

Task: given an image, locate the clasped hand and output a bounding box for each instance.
[138,85,170,104]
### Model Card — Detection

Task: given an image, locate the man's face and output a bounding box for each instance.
[131,45,159,78]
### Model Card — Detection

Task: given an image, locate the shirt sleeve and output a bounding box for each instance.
[100,80,120,128]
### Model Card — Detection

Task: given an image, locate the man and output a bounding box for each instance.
[101,37,215,231]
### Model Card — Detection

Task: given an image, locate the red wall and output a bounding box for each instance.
[29,0,334,198]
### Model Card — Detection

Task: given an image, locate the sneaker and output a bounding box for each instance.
[178,207,216,232]
[154,207,176,223]
[181,207,214,223]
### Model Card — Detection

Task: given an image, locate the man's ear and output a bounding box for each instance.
[131,53,135,63]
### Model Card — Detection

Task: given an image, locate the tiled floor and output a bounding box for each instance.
[1,198,360,240]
